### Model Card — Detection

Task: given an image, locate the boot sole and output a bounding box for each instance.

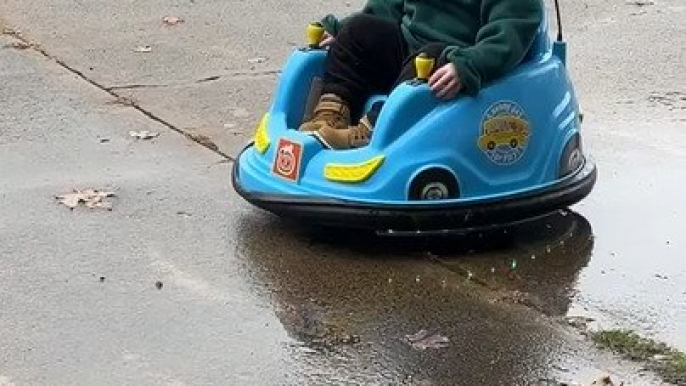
[311,132,335,150]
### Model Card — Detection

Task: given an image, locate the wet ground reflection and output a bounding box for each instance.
[234,210,601,385]
[290,210,594,317]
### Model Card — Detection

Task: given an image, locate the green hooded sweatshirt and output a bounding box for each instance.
[321,0,544,96]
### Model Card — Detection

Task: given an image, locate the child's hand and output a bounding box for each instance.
[428,63,461,99]
[319,32,335,47]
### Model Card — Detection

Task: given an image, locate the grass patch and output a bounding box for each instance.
[591,329,686,384]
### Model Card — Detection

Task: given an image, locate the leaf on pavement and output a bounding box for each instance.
[129,130,160,140]
[185,133,219,151]
[56,188,115,210]
[561,374,625,386]
[2,26,20,36]
[589,375,623,385]
[162,16,184,25]
[133,45,152,53]
[107,96,137,106]
[4,41,32,50]
[626,0,654,6]
[565,315,596,329]
[405,329,450,351]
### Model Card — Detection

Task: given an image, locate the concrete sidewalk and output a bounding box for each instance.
[2,0,686,384]
[0,30,668,386]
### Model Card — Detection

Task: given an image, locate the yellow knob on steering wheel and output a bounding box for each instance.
[306,22,325,48]
[415,53,435,82]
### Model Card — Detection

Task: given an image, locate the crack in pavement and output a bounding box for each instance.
[106,83,170,91]
[2,27,236,162]
[105,70,281,91]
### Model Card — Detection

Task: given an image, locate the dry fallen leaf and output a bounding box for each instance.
[56,188,115,210]
[106,96,137,106]
[565,316,596,329]
[589,375,623,385]
[626,0,653,6]
[185,133,219,151]
[5,41,32,50]
[129,130,160,140]
[133,45,152,53]
[405,329,450,351]
[162,16,184,25]
[248,57,267,64]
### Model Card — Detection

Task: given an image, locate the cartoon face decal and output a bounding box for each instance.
[272,139,303,181]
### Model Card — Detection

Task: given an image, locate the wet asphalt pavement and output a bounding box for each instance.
[1,0,685,384]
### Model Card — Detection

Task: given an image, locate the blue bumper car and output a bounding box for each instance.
[232,7,597,234]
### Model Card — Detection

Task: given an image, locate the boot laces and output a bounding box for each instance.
[352,126,368,141]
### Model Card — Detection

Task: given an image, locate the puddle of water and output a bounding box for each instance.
[234,210,667,385]
[570,153,686,351]
[426,210,595,317]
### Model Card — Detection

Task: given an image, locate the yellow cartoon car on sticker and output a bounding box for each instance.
[478,116,530,151]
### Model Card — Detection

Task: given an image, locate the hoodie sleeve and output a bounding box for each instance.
[444,0,543,96]
[321,0,404,36]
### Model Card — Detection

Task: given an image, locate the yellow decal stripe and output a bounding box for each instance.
[324,156,385,183]
[254,113,270,153]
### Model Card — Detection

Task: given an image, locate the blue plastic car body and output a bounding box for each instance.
[232,11,597,233]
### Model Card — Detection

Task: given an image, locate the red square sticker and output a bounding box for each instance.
[272,138,303,181]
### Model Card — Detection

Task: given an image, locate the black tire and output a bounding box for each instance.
[409,168,459,200]
[559,133,583,178]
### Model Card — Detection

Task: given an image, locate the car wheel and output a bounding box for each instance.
[559,133,584,178]
[409,169,459,200]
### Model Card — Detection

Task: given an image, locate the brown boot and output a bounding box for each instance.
[314,114,373,150]
[299,93,351,132]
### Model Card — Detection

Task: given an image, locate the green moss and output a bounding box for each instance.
[592,329,670,360]
[591,329,686,384]
[662,352,686,383]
